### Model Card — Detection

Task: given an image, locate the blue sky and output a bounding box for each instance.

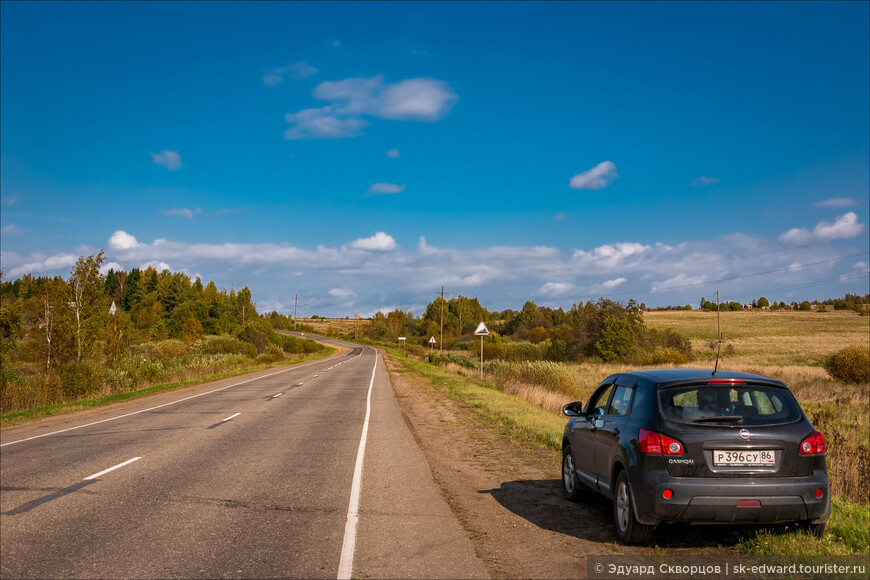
[2,1,868,317]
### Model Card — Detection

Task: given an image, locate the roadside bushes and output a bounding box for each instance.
[824,345,870,383]
[430,352,478,369]
[194,335,258,358]
[486,360,578,398]
[273,334,322,354]
[483,340,547,362]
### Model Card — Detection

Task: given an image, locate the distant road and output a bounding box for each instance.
[1,338,486,579]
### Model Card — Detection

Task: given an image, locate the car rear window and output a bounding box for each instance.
[658,384,803,425]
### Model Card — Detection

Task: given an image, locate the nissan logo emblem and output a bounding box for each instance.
[739,429,751,440]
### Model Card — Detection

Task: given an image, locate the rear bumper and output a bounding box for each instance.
[633,470,831,525]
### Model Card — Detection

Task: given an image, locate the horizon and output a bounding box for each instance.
[2,2,868,317]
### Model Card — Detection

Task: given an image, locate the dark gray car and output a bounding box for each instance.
[561,369,830,544]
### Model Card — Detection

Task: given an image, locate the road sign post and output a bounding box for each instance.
[473,321,490,380]
[398,337,406,350]
[428,336,436,357]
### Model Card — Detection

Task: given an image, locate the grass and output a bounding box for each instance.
[0,348,334,427]
[383,309,870,556]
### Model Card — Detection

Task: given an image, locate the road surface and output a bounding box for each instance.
[1,340,488,579]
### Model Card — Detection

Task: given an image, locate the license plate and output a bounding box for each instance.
[713,450,775,466]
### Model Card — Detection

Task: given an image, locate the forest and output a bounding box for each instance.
[0,252,324,414]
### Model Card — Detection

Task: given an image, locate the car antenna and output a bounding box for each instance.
[713,290,722,377]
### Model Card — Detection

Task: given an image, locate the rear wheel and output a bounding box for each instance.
[562,444,585,501]
[613,471,654,545]
[800,521,826,538]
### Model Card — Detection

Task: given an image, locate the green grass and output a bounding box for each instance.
[0,348,334,427]
[391,348,565,451]
[737,497,869,556]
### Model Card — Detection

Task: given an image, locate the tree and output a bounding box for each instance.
[181,316,204,343]
[595,316,635,362]
[27,278,68,373]
[104,311,133,365]
[236,287,256,326]
[67,251,106,361]
[757,297,770,308]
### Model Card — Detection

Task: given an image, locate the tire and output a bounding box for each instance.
[562,444,586,501]
[800,521,826,538]
[613,471,654,545]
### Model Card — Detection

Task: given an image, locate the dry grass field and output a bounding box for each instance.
[645,309,869,367]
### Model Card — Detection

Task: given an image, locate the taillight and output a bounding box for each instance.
[800,430,826,455]
[639,428,685,455]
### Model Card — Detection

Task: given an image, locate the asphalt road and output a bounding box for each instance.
[0,340,487,579]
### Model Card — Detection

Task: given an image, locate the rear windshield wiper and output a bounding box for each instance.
[692,415,743,423]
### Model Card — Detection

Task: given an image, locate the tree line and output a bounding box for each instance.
[1,252,322,414]
[366,296,692,364]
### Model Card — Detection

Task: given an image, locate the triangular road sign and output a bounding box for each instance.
[429,336,437,344]
[474,321,490,336]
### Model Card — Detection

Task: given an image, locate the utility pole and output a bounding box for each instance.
[437,286,448,355]
[293,294,298,327]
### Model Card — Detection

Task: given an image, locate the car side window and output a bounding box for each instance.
[606,385,634,416]
[589,384,614,416]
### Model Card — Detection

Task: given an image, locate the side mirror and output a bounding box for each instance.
[562,401,584,417]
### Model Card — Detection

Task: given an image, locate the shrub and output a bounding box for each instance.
[59,361,103,400]
[432,352,478,369]
[644,348,689,365]
[274,334,323,355]
[483,340,547,362]
[257,342,285,364]
[131,339,190,361]
[824,345,870,383]
[194,335,258,358]
[545,338,571,362]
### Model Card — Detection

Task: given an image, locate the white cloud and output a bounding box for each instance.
[815,197,858,208]
[367,182,406,195]
[601,277,627,289]
[109,230,140,250]
[538,282,575,297]
[162,208,200,220]
[778,212,865,245]
[386,149,400,158]
[285,75,458,139]
[151,150,182,171]
[284,107,369,140]
[349,232,397,251]
[651,273,707,293]
[2,224,20,235]
[690,176,719,187]
[263,61,318,87]
[5,253,78,277]
[569,161,618,190]
[329,288,355,298]
[572,242,650,271]
[553,213,565,222]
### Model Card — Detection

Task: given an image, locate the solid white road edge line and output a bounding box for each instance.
[221,413,241,423]
[1,359,328,448]
[337,349,377,580]
[83,457,142,481]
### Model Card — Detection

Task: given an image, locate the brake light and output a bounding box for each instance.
[708,379,746,385]
[800,430,826,455]
[639,428,685,455]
